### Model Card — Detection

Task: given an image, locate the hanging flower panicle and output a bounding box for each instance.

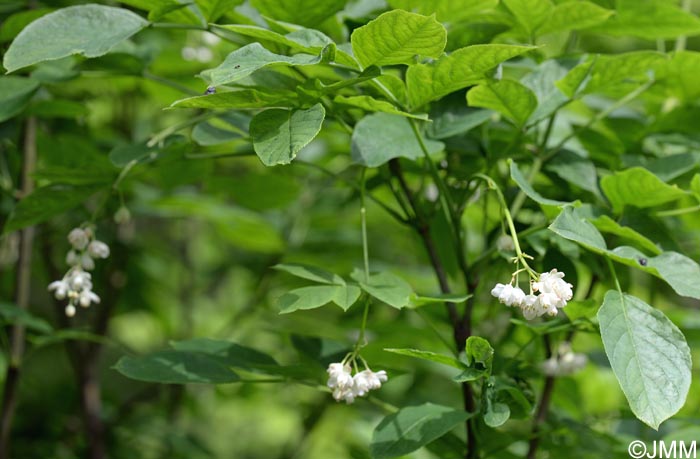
[540,343,587,376]
[48,227,110,317]
[326,362,388,404]
[491,269,573,320]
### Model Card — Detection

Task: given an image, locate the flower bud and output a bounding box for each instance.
[114,206,131,225]
[68,228,89,250]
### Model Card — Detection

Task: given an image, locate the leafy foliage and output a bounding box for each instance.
[3,0,700,458]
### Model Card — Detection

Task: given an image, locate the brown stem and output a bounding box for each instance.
[526,335,554,459]
[526,376,555,459]
[0,117,37,459]
[388,158,477,459]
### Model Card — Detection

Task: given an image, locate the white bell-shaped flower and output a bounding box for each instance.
[78,289,100,308]
[48,280,69,300]
[326,363,353,390]
[88,240,110,259]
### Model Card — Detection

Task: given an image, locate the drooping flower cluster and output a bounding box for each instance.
[540,343,587,376]
[48,227,110,317]
[326,362,388,404]
[491,269,573,320]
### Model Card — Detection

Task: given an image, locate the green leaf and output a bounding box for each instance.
[454,336,493,382]
[0,8,53,44]
[589,0,700,40]
[520,59,570,123]
[273,263,345,285]
[646,151,700,182]
[600,167,686,213]
[170,338,278,370]
[214,24,354,69]
[332,284,362,311]
[482,376,534,426]
[211,24,332,54]
[351,113,444,167]
[197,0,244,22]
[549,207,700,299]
[557,52,666,98]
[383,348,466,370]
[545,151,599,195]
[410,293,472,306]
[590,215,661,255]
[503,0,553,37]
[643,251,700,300]
[387,0,499,23]
[537,1,613,35]
[370,403,472,459]
[199,43,324,86]
[352,270,413,309]
[510,161,569,207]
[147,2,192,22]
[351,10,446,68]
[170,88,298,110]
[114,350,240,384]
[250,0,346,28]
[691,173,700,198]
[465,336,493,368]
[0,76,40,122]
[0,302,52,334]
[427,108,493,139]
[249,103,325,166]
[3,185,101,234]
[334,95,428,120]
[548,206,608,253]
[407,44,534,108]
[3,5,148,73]
[467,80,537,128]
[119,0,204,25]
[482,381,511,427]
[598,291,692,429]
[277,285,340,313]
[664,51,700,101]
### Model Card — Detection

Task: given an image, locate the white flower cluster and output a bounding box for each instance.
[326,363,388,404]
[491,269,573,320]
[48,227,110,317]
[541,343,587,376]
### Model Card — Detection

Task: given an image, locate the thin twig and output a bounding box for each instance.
[0,117,37,459]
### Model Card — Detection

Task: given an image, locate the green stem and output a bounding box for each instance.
[606,257,623,295]
[360,169,370,282]
[655,205,700,217]
[366,395,399,413]
[147,112,215,147]
[353,297,371,357]
[473,174,537,278]
[675,0,692,51]
[151,22,207,30]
